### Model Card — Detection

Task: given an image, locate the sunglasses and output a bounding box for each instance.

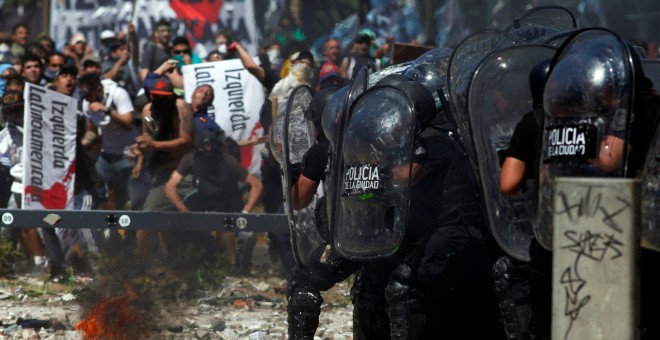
[172,49,191,55]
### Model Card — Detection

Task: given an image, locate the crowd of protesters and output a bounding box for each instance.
[0,16,402,281]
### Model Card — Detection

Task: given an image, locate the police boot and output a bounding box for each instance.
[492,255,532,340]
[385,263,425,340]
[287,267,322,339]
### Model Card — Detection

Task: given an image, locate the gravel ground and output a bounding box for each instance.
[0,244,355,340]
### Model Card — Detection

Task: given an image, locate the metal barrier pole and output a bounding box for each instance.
[0,210,289,233]
[552,178,639,340]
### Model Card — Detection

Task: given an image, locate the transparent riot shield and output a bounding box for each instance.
[535,28,634,250]
[326,66,371,235]
[641,59,660,252]
[504,5,576,41]
[404,48,453,121]
[368,62,413,87]
[467,45,557,262]
[447,31,515,170]
[505,6,577,45]
[333,86,416,259]
[268,85,318,265]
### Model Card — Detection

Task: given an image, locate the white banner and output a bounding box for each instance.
[22,84,78,210]
[182,60,265,175]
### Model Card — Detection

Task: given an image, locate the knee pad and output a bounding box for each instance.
[492,256,532,340]
[384,263,425,340]
[287,272,323,340]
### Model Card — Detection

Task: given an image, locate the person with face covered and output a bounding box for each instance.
[134,75,194,262]
[269,50,315,112]
[163,86,262,267]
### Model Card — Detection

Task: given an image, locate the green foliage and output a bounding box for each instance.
[0,238,24,274]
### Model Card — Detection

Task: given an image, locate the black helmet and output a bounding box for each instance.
[306,87,340,141]
[373,74,437,132]
[322,86,349,147]
[529,58,552,109]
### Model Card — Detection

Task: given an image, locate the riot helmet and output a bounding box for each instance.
[372,74,437,132]
[404,48,453,123]
[321,86,349,148]
[529,58,552,109]
[306,87,339,142]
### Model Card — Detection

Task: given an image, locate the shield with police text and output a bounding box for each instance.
[535,28,635,250]
[467,44,557,262]
[332,85,417,259]
[325,66,371,234]
[447,31,515,171]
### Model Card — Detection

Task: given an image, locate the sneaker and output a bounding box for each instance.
[29,263,49,278]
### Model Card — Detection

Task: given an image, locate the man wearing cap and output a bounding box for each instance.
[134,76,194,261]
[340,30,377,80]
[316,62,344,91]
[79,73,140,210]
[64,32,88,73]
[80,55,102,77]
[270,50,315,111]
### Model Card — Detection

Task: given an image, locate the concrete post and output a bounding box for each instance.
[552,178,639,340]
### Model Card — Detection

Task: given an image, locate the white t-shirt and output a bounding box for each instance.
[83,79,139,155]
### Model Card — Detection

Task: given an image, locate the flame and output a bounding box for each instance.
[75,283,146,339]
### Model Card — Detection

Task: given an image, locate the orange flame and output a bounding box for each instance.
[75,284,145,339]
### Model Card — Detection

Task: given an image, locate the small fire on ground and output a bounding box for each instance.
[75,283,148,339]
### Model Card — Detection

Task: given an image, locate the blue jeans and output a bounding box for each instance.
[95,153,150,210]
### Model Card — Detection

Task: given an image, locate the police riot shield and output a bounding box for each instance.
[504,5,576,44]
[641,59,660,252]
[467,45,557,262]
[404,48,453,119]
[447,31,515,171]
[332,85,417,259]
[325,66,371,234]
[268,85,319,265]
[535,28,635,250]
[368,62,413,87]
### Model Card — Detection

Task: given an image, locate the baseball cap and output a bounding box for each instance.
[100,30,117,41]
[81,55,101,68]
[146,76,174,96]
[70,32,87,45]
[319,62,342,83]
[291,50,315,67]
